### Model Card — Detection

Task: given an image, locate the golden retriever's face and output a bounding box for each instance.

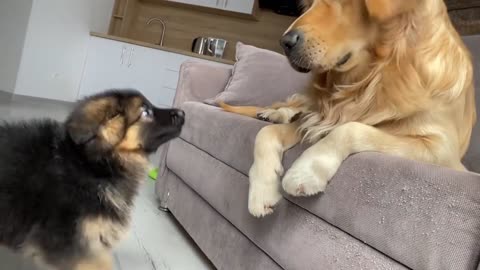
[66,90,184,158]
[281,0,416,72]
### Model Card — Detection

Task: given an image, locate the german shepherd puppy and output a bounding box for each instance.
[0,90,184,269]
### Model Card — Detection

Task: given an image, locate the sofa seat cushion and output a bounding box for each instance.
[178,101,306,176]
[166,138,407,270]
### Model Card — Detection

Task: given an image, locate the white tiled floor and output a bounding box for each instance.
[0,93,214,270]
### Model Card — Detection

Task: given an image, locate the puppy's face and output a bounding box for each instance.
[281,0,417,73]
[66,90,184,157]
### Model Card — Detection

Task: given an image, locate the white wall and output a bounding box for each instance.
[0,0,33,93]
[15,0,114,101]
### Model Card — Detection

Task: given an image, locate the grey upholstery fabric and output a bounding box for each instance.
[177,101,480,269]
[178,101,307,176]
[463,35,480,172]
[160,170,282,270]
[179,101,267,175]
[445,0,480,35]
[287,154,480,270]
[166,139,407,270]
[205,42,311,107]
[174,60,232,106]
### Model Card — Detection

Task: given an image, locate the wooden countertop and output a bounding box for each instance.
[90,32,236,65]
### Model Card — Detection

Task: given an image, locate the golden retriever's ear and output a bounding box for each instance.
[365,0,417,21]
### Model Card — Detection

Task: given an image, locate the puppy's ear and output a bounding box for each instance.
[66,98,118,145]
[66,111,99,145]
[365,0,417,21]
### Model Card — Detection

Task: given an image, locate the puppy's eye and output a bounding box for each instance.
[141,106,153,118]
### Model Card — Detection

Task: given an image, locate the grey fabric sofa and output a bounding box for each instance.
[155,35,480,270]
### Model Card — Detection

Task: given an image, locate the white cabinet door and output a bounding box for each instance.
[166,0,219,9]
[79,36,233,107]
[125,45,173,107]
[78,37,172,107]
[222,0,255,14]
[78,37,132,98]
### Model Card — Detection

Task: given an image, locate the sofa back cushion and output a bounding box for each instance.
[174,60,233,106]
[462,35,480,173]
[445,0,480,35]
[205,42,311,107]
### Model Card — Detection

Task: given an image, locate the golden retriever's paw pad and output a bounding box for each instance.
[257,108,300,124]
[248,183,283,217]
[282,162,328,197]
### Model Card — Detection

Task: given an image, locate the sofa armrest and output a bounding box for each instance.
[173,60,233,107]
[286,152,480,270]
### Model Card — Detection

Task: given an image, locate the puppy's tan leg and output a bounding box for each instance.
[72,252,113,270]
[283,122,463,196]
[249,122,300,217]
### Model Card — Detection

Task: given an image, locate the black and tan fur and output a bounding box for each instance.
[0,90,184,269]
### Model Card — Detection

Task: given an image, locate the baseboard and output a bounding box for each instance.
[11,93,74,107]
[0,90,13,100]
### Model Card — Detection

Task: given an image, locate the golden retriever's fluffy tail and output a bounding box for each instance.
[218,101,263,118]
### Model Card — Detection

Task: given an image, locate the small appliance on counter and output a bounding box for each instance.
[192,37,228,58]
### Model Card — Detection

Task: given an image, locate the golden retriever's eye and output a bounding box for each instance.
[140,105,153,119]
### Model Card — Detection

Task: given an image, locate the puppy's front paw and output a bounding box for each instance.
[257,108,300,124]
[282,159,329,197]
[248,164,283,217]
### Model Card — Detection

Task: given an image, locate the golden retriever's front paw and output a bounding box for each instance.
[248,182,282,218]
[282,159,329,196]
[257,108,300,124]
[248,163,283,217]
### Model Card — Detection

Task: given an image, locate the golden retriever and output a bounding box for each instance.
[220,0,477,217]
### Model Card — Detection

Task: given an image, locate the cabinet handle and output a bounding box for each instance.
[216,0,219,6]
[128,48,134,67]
[120,46,126,65]
[224,0,227,8]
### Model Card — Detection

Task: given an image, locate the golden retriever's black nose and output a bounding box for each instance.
[170,109,185,126]
[281,30,303,55]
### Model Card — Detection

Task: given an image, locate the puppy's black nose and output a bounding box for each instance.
[170,109,185,126]
[280,30,303,55]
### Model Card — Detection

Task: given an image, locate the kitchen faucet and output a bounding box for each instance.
[146,17,166,46]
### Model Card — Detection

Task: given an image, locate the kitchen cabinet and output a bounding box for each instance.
[78,37,138,98]
[222,0,256,14]
[78,36,231,107]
